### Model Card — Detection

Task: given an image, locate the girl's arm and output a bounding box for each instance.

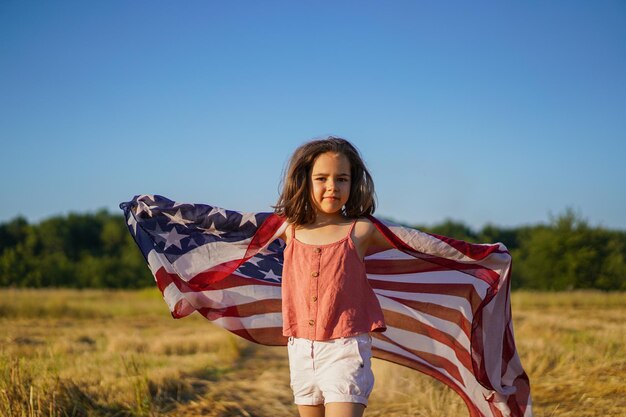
[367,220,395,251]
[356,218,395,260]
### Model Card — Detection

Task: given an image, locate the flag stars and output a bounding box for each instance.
[247,256,262,267]
[135,199,158,217]
[208,229,227,240]
[238,212,258,228]
[184,236,199,250]
[159,226,186,250]
[262,268,282,282]
[208,206,228,220]
[164,209,195,226]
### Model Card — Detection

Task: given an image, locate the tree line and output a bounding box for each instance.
[0,209,624,290]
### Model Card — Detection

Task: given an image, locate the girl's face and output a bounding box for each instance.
[309,152,351,218]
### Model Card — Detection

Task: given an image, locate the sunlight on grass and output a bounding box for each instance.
[1,289,625,416]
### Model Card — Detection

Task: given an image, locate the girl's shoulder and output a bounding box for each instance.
[353,215,376,232]
[354,216,395,251]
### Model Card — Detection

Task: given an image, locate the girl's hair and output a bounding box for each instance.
[274,136,376,225]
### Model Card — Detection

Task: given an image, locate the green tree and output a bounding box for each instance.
[513,209,625,290]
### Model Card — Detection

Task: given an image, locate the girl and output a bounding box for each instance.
[274,137,394,417]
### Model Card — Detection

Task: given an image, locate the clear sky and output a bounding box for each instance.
[1,1,625,231]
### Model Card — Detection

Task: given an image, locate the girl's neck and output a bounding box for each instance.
[309,212,351,228]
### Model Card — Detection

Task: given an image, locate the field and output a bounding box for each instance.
[1,289,625,417]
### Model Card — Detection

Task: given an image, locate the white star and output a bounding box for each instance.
[208,206,228,220]
[185,237,198,249]
[247,256,262,267]
[158,226,186,250]
[262,268,281,282]
[164,209,194,226]
[209,229,226,239]
[151,223,168,243]
[135,199,158,217]
[238,212,258,228]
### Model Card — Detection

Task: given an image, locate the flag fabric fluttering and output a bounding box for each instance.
[120,194,532,417]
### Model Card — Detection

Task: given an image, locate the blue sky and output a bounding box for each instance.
[1,1,625,231]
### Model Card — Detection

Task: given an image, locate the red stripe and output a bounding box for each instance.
[155,267,174,293]
[427,232,508,261]
[188,271,281,290]
[470,267,511,392]
[245,213,285,258]
[197,298,282,319]
[501,272,517,366]
[172,299,189,318]
[510,372,532,417]
[156,267,280,295]
[221,326,287,346]
[366,257,501,283]
[471,307,492,390]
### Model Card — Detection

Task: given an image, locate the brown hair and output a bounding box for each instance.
[274,136,376,225]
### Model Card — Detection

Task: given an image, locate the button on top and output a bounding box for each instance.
[309,319,315,326]
[312,296,318,302]
[314,247,321,254]
[311,271,319,277]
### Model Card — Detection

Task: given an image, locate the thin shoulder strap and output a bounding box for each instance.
[347,218,358,237]
[291,223,296,239]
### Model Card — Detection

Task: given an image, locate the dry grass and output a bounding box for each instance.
[1,289,624,416]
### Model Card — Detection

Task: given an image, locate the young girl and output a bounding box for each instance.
[274,137,394,417]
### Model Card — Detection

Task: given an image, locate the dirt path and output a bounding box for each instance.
[174,343,297,417]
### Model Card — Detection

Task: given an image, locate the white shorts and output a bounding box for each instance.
[287,333,374,406]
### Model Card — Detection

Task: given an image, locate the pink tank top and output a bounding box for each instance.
[281,219,387,340]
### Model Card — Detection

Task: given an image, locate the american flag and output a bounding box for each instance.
[120,194,532,417]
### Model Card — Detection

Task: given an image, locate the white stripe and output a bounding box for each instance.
[367,249,509,278]
[375,289,474,321]
[147,249,171,275]
[367,270,490,299]
[365,248,415,260]
[172,238,252,278]
[162,282,188,311]
[386,224,508,267]
[146,239,254,280]
[381,326,462,371]
[171,284,281,310]
[372,333,453,374]
[377,295,471,349]
[212,312,283,330]
[500,352,525,394]
[387,225,477,262]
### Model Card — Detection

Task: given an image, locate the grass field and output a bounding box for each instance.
[1,289,625,417]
